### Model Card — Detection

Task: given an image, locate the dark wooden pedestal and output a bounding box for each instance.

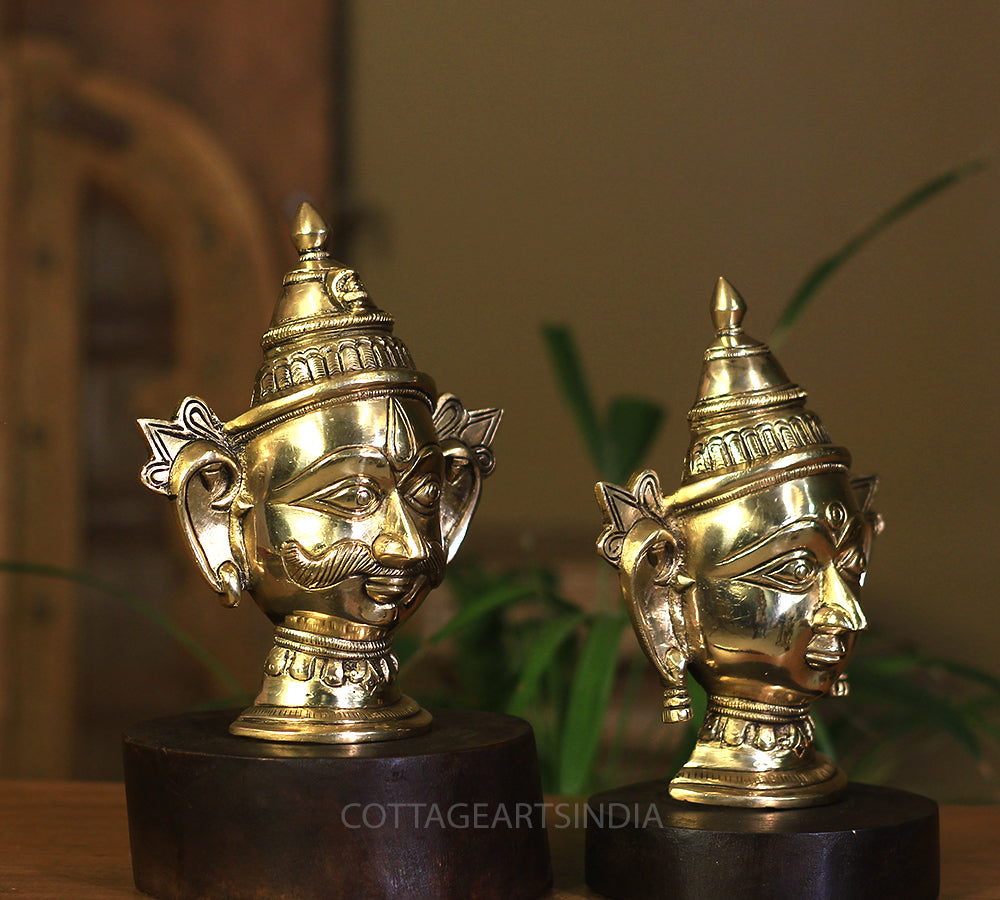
[585,780,939,900]
[123,708,552,900]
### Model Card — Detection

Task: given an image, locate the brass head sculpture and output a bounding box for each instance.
[596,278,881,808]
[139,203,500,743]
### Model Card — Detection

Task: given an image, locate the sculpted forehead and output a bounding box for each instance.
[680,471,859,568]
[241,396,437,486]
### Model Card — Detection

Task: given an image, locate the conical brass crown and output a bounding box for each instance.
[681,278,846,489]
[228,203,434,437]
[259,202,394,360]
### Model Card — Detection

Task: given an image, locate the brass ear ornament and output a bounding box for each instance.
[139,203,501,743]
[596,277,879,808]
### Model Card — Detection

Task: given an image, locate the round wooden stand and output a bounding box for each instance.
[123,708,551,900]
[585,780,938,900]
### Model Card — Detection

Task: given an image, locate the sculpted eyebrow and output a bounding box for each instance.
[835,516,863,549]
[271,445,387,493]
[716,516,832,566]
[398,443,442,480]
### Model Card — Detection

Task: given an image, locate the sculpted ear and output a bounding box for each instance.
[849,473,883,589]
[850,473,884,540]
[618,518,692,723]
[138,397,247,607]
[432,394,502,561]
[168,441,247,606]
[596,471,691,723]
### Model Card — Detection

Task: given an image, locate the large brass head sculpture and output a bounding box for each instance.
[596,278,881,807]
[140,203,500,743]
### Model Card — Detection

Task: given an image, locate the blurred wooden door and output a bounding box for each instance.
[0,38,282,777]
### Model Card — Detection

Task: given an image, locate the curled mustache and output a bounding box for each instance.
[280,538,446,592]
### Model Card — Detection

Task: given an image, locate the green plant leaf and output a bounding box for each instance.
[507,612,587,717]
[925,656,1000,698]
[603,396,665,484]
[392,633,424,674]
[971,716,1000,748]
[542,324,606,470]
[428,581,534,644]
[526,564,587,615]
[850,652,923,678]
[811,709,837,762]
[847,735,910,785]
[604,649,650,781]
[557,612,627,794]
[770,158,988,347]
[848,677,981,758]
[0,559,245,696]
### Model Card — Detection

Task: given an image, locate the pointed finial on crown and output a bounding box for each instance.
[291,201,330,257]
[711,276,746,335]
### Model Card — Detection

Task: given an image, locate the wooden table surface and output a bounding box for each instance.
[0,780,996,898]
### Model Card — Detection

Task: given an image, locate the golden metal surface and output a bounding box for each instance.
[139,203,500,742]
[596,278,882,807]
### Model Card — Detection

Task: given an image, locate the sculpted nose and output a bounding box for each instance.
[372,494,425,566]
[813,567,868,633]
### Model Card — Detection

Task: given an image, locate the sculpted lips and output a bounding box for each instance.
[804,631,847,667]
[365,574,428,607]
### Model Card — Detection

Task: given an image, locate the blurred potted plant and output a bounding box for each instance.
[399,158,1000,797]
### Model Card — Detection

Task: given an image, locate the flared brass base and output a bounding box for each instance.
[669,750,847,808]
[666,697,847,808]
[229,618,432,743]
[229,693,432,743]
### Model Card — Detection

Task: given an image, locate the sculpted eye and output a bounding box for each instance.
[299,477,382,516]
[405,474,442,514]
[837,545,867,585]
[738,550,819,593]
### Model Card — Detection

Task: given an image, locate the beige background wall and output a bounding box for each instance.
[349,4,1000,673]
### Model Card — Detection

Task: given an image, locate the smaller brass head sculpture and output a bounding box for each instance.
[596,278,882,807]
[140,203,500,743]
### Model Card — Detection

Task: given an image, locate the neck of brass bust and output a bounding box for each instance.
[255,614,400,706]
[699,695,814,757]
[286,611,384,641]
